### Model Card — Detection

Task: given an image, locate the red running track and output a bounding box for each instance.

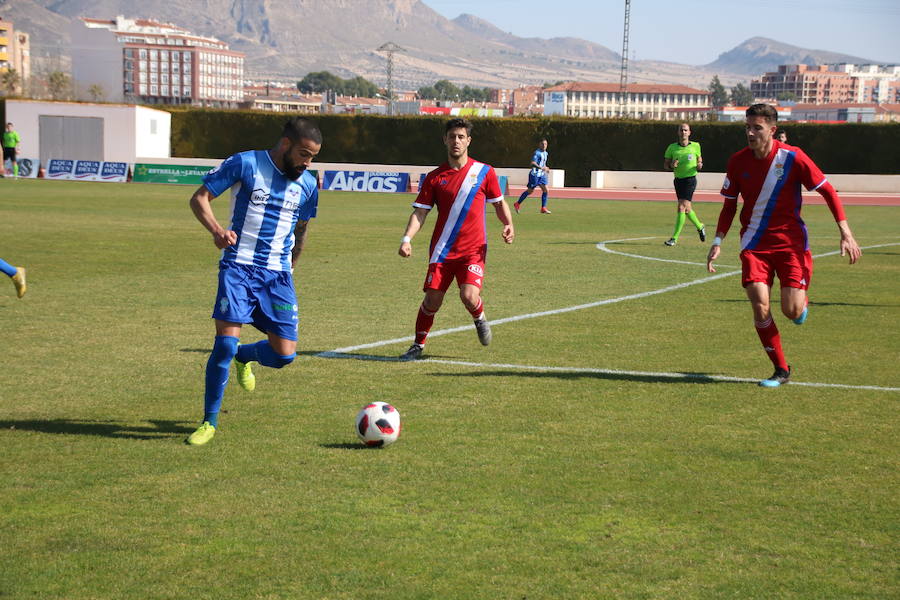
[505,186,900,207]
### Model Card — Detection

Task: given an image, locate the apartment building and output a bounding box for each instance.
[71,16,244,107]
[751,64,900,105]
[0,19,31,92]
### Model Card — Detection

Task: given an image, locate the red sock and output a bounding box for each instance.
[467,298,484,320]
[414,303,437,346]
[755,317,788,370]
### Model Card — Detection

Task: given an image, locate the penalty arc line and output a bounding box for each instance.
[316,240,900,392]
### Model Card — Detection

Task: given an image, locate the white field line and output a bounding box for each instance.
[315,240,900,392]
[596,236,737,268]
[314,353,900,393]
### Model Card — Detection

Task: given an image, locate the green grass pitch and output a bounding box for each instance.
[1,180,898,599]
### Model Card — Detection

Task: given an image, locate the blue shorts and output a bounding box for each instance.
[527,172,548,188]
[212,261,299,341]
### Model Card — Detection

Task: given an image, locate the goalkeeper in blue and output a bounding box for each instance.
[186,117,322,446]
[514,139,552,214]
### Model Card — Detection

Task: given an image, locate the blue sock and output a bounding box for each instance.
[236,339,295,369]
[203,335,239,427]
[541,192,548,208]
[0,258,16,277]
[517,190,529,203]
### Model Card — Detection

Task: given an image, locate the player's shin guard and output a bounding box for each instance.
[517,190,530,203]
[687,210,703,229]
[754,317,788,371]
[672,211,687,240]
[415,303,437,346]
[541,192,548,208]
[204,335,239,427]
[237,340,295,369]
[467,298,484,321]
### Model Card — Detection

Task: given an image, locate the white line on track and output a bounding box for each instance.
[316,240,900,392]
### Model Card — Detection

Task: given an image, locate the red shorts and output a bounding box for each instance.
[740,248,813,290]
[423,255,486,292]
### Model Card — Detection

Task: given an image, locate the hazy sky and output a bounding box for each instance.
[424,0,900,65]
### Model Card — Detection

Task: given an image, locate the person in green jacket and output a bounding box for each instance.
[2,122,21,178]
[663,123,705,246]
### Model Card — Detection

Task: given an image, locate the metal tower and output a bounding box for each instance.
[618,0,631,117]
[377,42,404,116]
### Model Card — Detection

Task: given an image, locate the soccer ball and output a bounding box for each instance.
[355,402,401,447]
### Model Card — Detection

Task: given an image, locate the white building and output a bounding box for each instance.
[4,99,171,166]
[827,64,900,104]
[543,82,709,120]
[70,16,244,107]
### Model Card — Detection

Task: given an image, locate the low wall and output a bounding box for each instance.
[140,156,564,187]
[590,170,900,194]
[134,156,896,194]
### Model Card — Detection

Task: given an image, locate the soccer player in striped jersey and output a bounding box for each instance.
[514,139,551,214]
[398,118,515,360]
[707,104,861,387]
[186,117,322,445]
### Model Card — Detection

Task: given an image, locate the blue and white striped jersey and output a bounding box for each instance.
[530,148,548,175]
[203,150,318,271]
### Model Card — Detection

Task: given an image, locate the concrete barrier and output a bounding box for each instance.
[589,170,900,194]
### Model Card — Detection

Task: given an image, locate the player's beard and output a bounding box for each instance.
[283,154,306,180]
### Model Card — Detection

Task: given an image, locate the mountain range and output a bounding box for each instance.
[0,0,878,90]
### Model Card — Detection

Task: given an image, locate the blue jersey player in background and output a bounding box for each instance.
[514,139,551,214]
[186,117,322,446]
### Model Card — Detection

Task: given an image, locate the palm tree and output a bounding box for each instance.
[0,69,21,95]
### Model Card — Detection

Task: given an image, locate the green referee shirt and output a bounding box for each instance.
[2,130,20,148]
[664,141,701,179]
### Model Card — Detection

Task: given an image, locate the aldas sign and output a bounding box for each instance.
[322,170,409,193]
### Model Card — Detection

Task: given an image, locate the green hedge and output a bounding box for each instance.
[167,109,900,187]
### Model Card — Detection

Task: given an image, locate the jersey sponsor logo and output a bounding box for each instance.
[250,188,270,206]
[323,170,409,193]
[283,186,302,210]
[467,264,484,276]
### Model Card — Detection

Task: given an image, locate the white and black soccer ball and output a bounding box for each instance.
[355,402,401,447]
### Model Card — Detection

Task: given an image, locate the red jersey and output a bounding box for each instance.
[413,157,504,263]
[718,141,843,252]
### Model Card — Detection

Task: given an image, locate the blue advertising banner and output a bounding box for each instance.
[323,171,409,193]
[73,160,101,181]
[99,161,129,182]
[47,159,75,180]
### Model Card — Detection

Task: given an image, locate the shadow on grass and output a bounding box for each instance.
[428,370,738,385]
[320,442,378,451]
[717,299,896,308]
[0,419,195,440]
[315,352,751,386]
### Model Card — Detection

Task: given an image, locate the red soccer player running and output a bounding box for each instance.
[398,118,515,360]
[707,103,862,387]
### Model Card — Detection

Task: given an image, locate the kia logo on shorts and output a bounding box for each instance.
[467,264,484,276]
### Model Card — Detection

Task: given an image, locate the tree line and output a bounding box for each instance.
[295,71,494,102]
